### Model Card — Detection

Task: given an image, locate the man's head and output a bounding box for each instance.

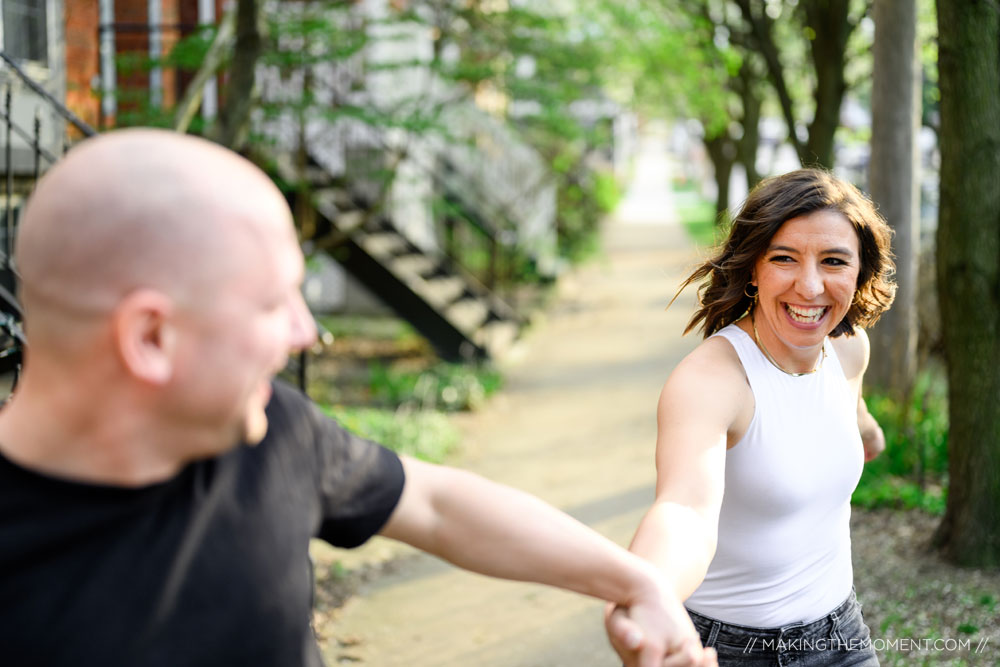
[16,129,316,455]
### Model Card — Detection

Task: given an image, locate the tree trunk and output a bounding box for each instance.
[865,0,920,397]
[213,0,263,151]
[802,0,852,168]
[704,134,736,225]
[735,63,762,190]
[932,0,1000,568]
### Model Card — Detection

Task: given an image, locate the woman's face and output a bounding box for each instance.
[751,209,861,363]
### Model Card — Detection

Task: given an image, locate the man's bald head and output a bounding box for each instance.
[16,129,295,347]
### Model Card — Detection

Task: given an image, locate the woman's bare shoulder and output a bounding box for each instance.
[673,333,747,380]
[661,334,752,416]
[831,326,870,380]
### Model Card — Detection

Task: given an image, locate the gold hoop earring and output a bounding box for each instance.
[744,284,758,308]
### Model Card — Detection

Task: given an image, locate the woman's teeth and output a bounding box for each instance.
[785,304,827,323]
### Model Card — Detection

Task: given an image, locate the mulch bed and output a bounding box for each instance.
[851,508,999,665]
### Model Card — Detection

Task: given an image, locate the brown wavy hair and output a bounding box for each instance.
[678,168,896,339]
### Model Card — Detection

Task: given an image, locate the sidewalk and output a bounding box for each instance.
[314,132,705,666]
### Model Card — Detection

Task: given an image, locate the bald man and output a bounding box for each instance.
[0,129,713,667]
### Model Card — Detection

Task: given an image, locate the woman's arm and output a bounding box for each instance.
[607,337,750,664]
[631,337,746,598]
[834,328,885,462]
[858,395,886,462]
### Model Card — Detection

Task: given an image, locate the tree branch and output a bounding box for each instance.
[734,0,807,164]
[173,6,237,134]
[213,0,265,150]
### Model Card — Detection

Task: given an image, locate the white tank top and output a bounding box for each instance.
[684,323,863,627]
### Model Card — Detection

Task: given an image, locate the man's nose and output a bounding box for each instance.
[290,293,318,351]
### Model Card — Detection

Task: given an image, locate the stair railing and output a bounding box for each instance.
[0,51,97,389]
[436,159,505,292]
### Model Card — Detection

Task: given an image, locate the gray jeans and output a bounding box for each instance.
[687,589,880,666]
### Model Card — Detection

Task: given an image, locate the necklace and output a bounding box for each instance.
[751,312,826,377]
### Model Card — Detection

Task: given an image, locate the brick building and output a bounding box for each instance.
[63,0,224,130]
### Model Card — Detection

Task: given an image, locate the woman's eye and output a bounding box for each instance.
[823,257,847,266]
[769,255,794,263]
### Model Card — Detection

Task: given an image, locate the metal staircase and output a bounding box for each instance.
[276,154,523,362]
[1,40,529,385]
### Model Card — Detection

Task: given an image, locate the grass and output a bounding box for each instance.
[320,404,459,463]
[868,579,998,667]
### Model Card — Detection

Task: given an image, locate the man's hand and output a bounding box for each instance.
[604,597,717,667]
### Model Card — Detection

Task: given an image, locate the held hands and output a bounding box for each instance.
[604,596,717,667]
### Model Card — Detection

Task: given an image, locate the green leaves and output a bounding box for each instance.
[367,361,502,413]
[852,368,950,514]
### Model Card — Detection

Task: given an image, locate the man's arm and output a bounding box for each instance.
[379,456,714,667]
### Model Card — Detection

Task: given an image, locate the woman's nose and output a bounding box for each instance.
[795,265,824,299]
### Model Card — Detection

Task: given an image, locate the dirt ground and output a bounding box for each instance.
[850,510,999,666]
[310,134,999,666]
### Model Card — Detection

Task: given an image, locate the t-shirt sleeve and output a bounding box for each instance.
[310,405,405,548]
[266,382,405,549]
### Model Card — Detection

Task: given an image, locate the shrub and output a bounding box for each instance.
[852,367,949,514]
[368,361,502,412]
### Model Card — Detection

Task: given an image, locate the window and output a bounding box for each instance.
[2,0,48,64]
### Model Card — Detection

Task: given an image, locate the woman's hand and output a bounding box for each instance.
[861,420,885,462]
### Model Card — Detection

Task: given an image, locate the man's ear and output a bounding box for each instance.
[111,289,177,385]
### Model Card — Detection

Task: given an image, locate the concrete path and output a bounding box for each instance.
[318,130,705,666]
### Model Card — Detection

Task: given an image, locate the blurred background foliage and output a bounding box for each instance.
[105,1,980,538]
[855,368,950,515]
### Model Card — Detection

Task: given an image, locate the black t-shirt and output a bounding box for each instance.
[0,381,405,666]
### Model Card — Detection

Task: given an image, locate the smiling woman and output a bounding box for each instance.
[607,168,899,667]
[749,210,861,374]
[676,169,896,342]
